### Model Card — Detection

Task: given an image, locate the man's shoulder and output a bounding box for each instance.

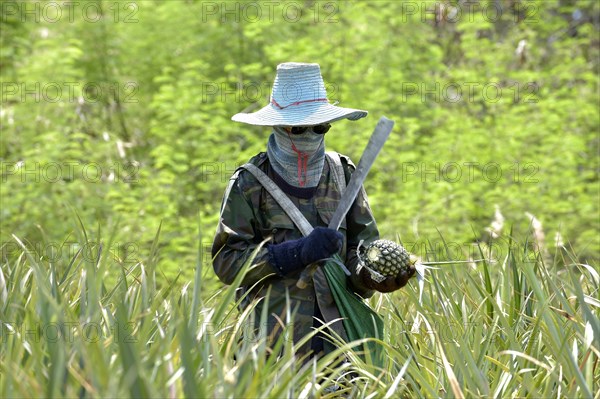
[246,151,268,167]
[326,151,356,171]
[229,152,268,192]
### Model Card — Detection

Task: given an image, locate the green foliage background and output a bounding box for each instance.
[1,0,598,288]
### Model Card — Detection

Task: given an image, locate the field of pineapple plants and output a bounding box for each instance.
[1,213,598,397]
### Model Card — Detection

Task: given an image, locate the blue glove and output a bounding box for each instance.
[268,227,343,276]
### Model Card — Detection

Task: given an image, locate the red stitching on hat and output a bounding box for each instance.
[271,98,328,109]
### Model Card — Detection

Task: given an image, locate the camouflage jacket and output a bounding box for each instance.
[212,151,379,356]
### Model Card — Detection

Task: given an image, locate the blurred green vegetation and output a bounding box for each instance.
[1,0,598,288]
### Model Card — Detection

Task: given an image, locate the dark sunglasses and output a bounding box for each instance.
[290,123,331,135]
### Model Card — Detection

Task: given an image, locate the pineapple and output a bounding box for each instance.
[357,240,415,282]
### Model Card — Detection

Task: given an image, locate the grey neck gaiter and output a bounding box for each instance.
[266,126,325,188]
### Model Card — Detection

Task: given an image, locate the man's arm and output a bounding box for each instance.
[340,158,380,298]
[212,173,277,286]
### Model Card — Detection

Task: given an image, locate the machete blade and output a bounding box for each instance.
[328,116,394,231]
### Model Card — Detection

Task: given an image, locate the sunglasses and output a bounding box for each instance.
[290,123,331,135]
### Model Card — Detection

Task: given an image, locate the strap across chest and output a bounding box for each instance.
[239,152,347,238]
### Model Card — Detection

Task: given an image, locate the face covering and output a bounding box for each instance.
[266,126,325,188]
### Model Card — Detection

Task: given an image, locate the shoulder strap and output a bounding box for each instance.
[239,163,314,237]
[325,151,346,195]
[237,153,347,237]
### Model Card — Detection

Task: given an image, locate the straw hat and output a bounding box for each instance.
[231,62,368,126]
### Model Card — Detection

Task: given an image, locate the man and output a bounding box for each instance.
[212,62,415,359]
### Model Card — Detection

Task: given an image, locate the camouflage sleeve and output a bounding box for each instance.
[342,160,380,299]
[212,171,278,287]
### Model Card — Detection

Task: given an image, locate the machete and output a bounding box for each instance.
[296,116,395,289]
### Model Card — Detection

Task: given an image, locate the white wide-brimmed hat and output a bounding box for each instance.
[232,62,368,126]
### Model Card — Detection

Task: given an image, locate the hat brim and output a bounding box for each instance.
[231,101,368,126]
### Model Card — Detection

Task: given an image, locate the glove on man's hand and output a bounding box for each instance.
[359,264,416,293]
[268,227,343,276]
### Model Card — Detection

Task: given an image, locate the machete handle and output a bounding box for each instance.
[296,263,318,289]
[296,256,351,289]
